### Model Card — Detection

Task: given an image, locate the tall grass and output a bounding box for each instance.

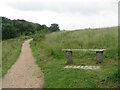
[2,37,25,77]
[31,27,118,88]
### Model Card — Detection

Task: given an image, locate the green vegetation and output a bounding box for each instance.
[1,17,60,78]
[0,42,2,78]
[2,17,49,40]
[1,17,60,40]
[31,27,118,88]
[1,17,118,88]
[2,37,26,77]
[49,23,60,32]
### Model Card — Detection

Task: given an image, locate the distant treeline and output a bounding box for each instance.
[1,17,60,40]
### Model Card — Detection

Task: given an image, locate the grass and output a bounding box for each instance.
[0,42,2,78]
[2,37,27,77]
[31,27,118,88]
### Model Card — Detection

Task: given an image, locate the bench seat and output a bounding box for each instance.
[62,49,106,52]
[62,49,106,64]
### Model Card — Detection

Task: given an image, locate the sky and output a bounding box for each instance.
[0,0,119,30]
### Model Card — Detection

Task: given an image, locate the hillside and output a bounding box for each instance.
[31,27,118,88]
[1,17,118,88]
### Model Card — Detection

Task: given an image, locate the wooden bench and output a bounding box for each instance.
[62,49,106,64]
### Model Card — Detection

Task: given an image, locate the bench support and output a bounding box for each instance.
[96,51,104,64]
[62,49,106,65]
[66,51,73,64]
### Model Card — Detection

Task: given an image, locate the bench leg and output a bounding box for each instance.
[66,51,73,64]
[96,51,104,64]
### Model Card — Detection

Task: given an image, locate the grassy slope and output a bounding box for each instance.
[2,37,25,77]
[31,27,118,88]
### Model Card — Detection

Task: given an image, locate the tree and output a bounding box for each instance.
[2,24,19,39]
[49,23,60,32]
[2,17,49,40]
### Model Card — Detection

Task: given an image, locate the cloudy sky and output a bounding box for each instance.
[0,0,119,30]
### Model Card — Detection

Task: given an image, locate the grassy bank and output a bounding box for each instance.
[2,37,25,77]
[31,27,118,88]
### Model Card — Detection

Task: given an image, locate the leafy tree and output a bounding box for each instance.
[2,24,19,39]
[49,23,60,32]
[1,17,49,40]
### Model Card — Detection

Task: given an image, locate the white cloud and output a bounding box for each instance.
[7,0,117,14]
[0,0,119,30]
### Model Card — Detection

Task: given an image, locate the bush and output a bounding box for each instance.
[33,33,45,41]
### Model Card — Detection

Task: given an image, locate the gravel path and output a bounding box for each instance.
[2,39,44,88]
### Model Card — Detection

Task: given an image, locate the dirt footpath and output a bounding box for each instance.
[2,39,44,88]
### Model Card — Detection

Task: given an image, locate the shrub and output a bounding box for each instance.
[33,33,45,41]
